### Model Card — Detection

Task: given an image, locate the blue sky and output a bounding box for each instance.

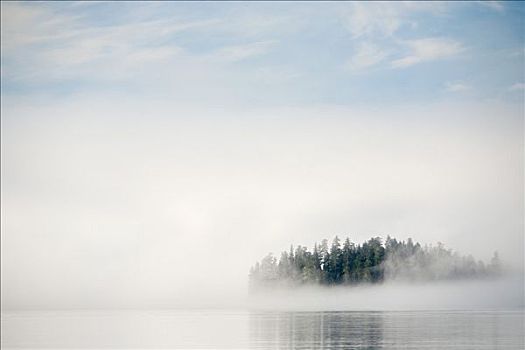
[1,1,524,107]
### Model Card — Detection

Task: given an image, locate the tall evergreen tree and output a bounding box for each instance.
[328,236,343,284]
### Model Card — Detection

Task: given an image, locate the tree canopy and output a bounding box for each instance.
[249,236,501,289]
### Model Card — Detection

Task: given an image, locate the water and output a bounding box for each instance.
[2,309,523,349]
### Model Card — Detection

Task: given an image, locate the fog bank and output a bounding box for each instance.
[248,276,524,311]
[2,99,523,310]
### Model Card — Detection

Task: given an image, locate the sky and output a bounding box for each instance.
[1,1,524,309]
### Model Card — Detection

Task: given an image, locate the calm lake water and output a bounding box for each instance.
[2,309,523,349]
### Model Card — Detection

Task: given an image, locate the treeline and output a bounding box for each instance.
[249,236,502,288]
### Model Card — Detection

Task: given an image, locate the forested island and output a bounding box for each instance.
[249,236,502,288]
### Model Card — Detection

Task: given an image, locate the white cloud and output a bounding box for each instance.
[343,2,402,38]
[340,3,455,73]
[509,83,525,91]
[341,2,446,39]
[345,42,388,72]
[210,40,277,63]
[1,3,80,51]
[1,2,283,86]
[445,81,471,92]
[345,37,464,73]
[392,38,464,68]
[1,3,217,55]
[217,12,301,39]
[1,3,229,83]
[252,66,302,84]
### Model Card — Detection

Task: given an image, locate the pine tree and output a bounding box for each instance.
[329,236,343,284]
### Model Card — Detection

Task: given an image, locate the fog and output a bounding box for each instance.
[248,277,524,311]
[1,97,523,310]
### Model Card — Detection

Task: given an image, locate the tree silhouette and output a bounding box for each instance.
[249,235,502,288]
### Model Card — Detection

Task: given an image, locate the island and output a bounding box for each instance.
[249,236,502,288]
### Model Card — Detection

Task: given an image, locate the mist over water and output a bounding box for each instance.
[248,276,524,311]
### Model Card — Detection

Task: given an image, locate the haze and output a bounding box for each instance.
[1,1,523,310]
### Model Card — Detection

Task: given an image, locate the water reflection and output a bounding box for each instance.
[250,311,383,349]
[249,310,524,349]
